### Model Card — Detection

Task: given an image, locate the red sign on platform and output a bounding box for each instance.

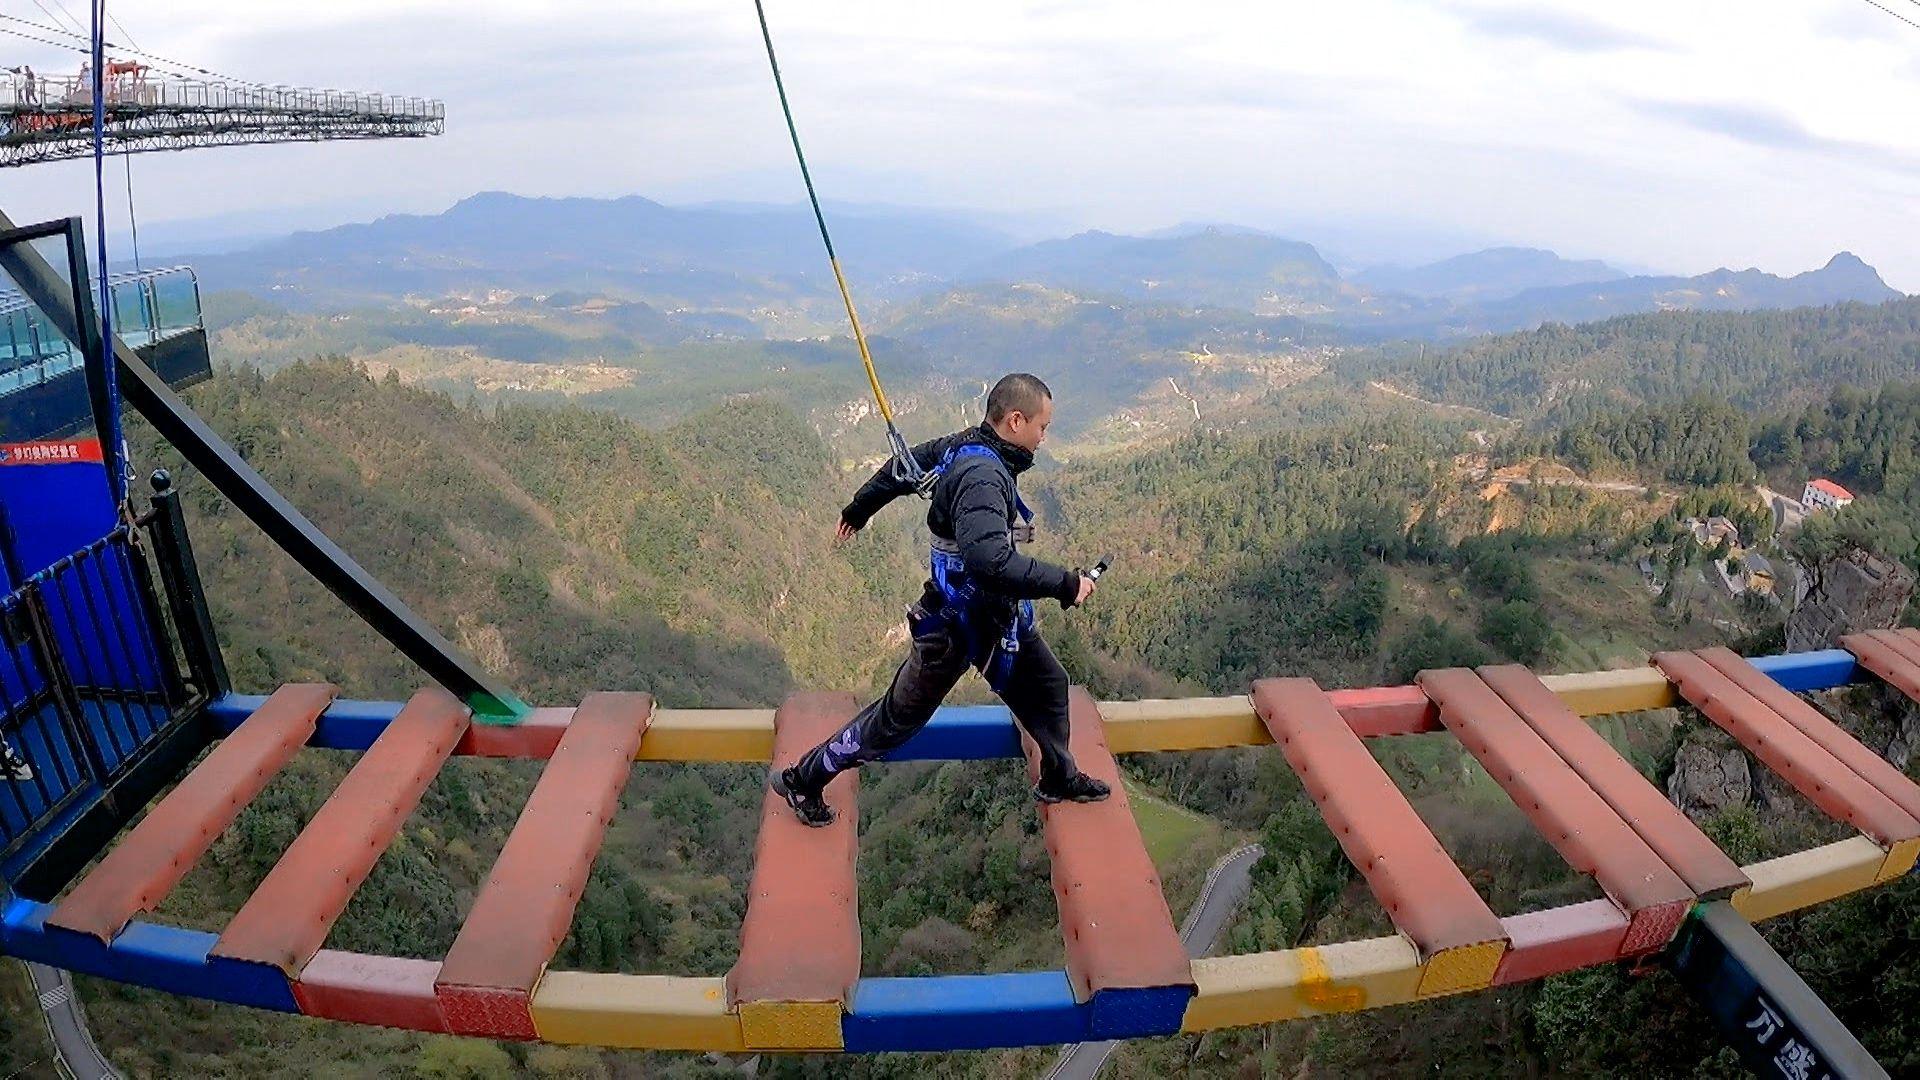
[0,439,105,466]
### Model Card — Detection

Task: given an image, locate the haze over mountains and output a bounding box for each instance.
[1356,247,1625,302]
[181,192,1904,339]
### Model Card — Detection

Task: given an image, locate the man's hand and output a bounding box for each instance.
[1074,574,1097,606]
[835,518,860,545]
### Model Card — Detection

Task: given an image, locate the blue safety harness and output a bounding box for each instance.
[919,443,1035,693]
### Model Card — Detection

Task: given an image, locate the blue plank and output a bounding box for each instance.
[208,694,402,753]
[892,705,1019,761]
[1088,985,1195,1040]
[1750,649,1861,693]
[843,970,1090,1052]
[0,898,297,1012]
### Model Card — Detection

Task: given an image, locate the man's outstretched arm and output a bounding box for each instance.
[839,435,947,531]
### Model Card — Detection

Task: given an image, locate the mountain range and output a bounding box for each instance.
[1356,247,1624,302]
[177,192,1904,338]
[1469,252,1900,330]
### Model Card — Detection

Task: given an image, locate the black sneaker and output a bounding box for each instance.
[770,767,836,828]
[0,740,32,783]
[1034,771,1110,805]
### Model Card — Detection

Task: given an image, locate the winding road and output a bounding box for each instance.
[24,961,118,1080]
[1045,844,1263,1080]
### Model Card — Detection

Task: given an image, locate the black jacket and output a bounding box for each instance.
[842,424,1081,610]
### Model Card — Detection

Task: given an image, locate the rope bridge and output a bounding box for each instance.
[2,635,1917,1055]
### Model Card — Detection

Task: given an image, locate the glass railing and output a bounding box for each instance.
[0,301,79,397]
[0,266,202,396]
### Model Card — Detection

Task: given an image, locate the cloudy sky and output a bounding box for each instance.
[6,0,1920,283]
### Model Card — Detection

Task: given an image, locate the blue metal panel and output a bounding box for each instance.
[1750,649,1861,693]
[0,898,297,1011]
[1087,985,1194,1040]
[0,701,87,844]
[843,970,1090,1052]
[0,449,114,579]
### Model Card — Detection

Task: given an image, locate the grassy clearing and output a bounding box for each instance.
[1127,780,1220,868]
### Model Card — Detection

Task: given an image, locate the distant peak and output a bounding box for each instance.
[1823,251,1869,271]
[451,191,521,208]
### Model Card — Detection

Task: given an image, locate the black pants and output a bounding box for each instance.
[788,603,1079,795]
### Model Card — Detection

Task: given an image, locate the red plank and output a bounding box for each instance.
[212,688,470,976]
[1655,651,1920,850]
[48,683,336,943]
[1843,631,1920,703]
[1478,665,1749,900]
[294,950,449,1032]
[457,707,572,759]
[1252,678,1506,973]
[1418,668,1694,954]
[435,692,652,1039]
[1697,647,1920,826]
[1326,684,1438,736]
[1492,899,1630,985]
[1024,688,1192,1002]
[726,691,862,1014]
[1877,627,1920,658]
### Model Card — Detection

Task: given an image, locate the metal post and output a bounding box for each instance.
[57,217,122,493]
[1666,901,1888,1079]
[21,588,113,804]
[144,469,229,699]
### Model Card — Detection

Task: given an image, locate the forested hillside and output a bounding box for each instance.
[154,358,926,703]
[1373,296,1920,422]
[4,347,1917,1078]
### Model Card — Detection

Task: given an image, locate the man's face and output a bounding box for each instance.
[1003,395,1053,453]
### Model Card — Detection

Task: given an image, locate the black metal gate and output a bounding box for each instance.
[0,481,221,879]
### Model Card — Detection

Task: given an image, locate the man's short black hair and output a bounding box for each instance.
[985,373,1051,424]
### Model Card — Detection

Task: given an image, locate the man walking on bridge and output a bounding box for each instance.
[772,373,1110,826]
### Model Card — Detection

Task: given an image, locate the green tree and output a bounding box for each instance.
[1481,600,1553,664]
[1386,616,1492,683]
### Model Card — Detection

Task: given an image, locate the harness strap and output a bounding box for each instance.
[924,441,1037,693]
[935,443,1033,524]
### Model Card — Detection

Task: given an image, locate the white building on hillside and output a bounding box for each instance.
[1803,478,1855,513]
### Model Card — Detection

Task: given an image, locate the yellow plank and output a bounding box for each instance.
[1182,937,1422,1032]
[531,973,746,1051]
[639,710,776,762]
[1099,697,1265,753]
[1877,836,1920,882]
[618,665,1676,762]
[1539,667,1676,717]
[1415,940,1506,998]
[1730,836,1886,922]
[737,999,845,1052]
